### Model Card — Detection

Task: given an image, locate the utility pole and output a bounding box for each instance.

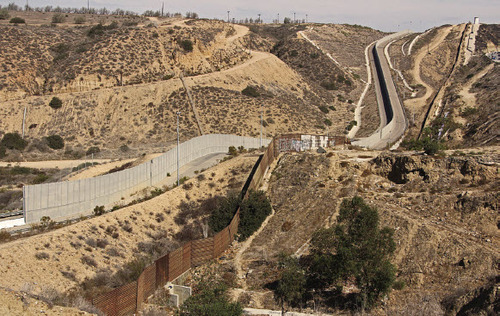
[22,106,27,138]
[277,13,279,24]
[227,11,230,23]
[293,12,296,23]
[87,0,89,12]
[161,2,164,17]
[306,14,308,23]
[176,111,181,186]
[260,104,263,147]
[258,13,261,23]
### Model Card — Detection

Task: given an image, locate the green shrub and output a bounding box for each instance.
[45,135,64,150]
[9,17,25,24]
[328,106,336,111]
[228,146,238,156]
[52,13,65,24]
[1,133,27,150]
[324,119,332,126]
[93,205,105,216]
[119,144,129,152]
[241,85,260,98]
[0,9,10,20]
[0,145,6,158]
[49,97,63,109]
[209,192,241,233]
[180,39,193,52]
[238,190,272,241]
[10,166,32,175]
[33,173,49,184]
[181,271,242,316]
[86,146,100,156]
[321,81,336,90]
[318,106,329,114]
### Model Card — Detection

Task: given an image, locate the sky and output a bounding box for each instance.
[2,0,499,31]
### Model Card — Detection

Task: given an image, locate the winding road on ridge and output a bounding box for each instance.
[352,31,412,149]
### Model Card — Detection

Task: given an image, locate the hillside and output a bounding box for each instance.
[232,149,499,314]
[386,23,499,148]
[0,14,370,161]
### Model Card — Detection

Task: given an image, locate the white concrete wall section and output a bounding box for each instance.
[24,134,269,224]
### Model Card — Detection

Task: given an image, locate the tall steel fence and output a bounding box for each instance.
[92,137,277,316]
[23,134,270,224]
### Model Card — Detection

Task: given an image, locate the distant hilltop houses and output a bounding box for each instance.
[487,51,500,62]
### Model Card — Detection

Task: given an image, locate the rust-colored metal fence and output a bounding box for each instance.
[92,138,277,315]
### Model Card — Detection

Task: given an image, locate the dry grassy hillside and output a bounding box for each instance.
[0,17,248,99]
[0,18,364,160]
[0,153,256,298]
[233,149,499,314]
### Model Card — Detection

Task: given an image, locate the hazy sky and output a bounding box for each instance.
[3,0,499,31]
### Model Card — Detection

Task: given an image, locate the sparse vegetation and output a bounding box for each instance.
[49,97,63,109]
[51,13,65,24]
[9,17,25,24]
[0,9,10,20]
[180,269,243,316]
[179,39,193,52]
[241,85,260,98]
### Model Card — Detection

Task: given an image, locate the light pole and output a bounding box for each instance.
[277,13,279,24]
[176,111,181,186]
[306,14,308,23]
[258,14,261,24]
[227,10,230,23]
[293,12,296,23]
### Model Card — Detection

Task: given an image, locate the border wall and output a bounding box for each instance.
[92,137,277,316]
[91,134,346,315]
[23,134,270,224]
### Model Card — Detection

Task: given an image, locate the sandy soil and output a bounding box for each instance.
[0,153,258,295]
[404,26,453,114]
[0,288,89,316]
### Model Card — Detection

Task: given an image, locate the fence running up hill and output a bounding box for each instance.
[92,138,277,316]
[91,133,346,315]
[23,134,269,224]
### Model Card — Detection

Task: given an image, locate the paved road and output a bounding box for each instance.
[353,31,411,149]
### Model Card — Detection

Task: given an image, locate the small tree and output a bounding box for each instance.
[274,253,306,314]
[283,17,291,24]
[238,190,272,241]
[49,97,63,109]
[208,191,241,233]
[9,17,25,24]
[308,196,396,310]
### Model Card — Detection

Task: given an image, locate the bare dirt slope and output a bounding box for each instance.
[230,149,499,313]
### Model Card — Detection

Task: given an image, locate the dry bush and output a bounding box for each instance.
[81,255,98,267]
[35,252,50,260]
[96,239,109,249]
[105,247,122,257]
[60,270,76,281]
[85,237,97,248]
